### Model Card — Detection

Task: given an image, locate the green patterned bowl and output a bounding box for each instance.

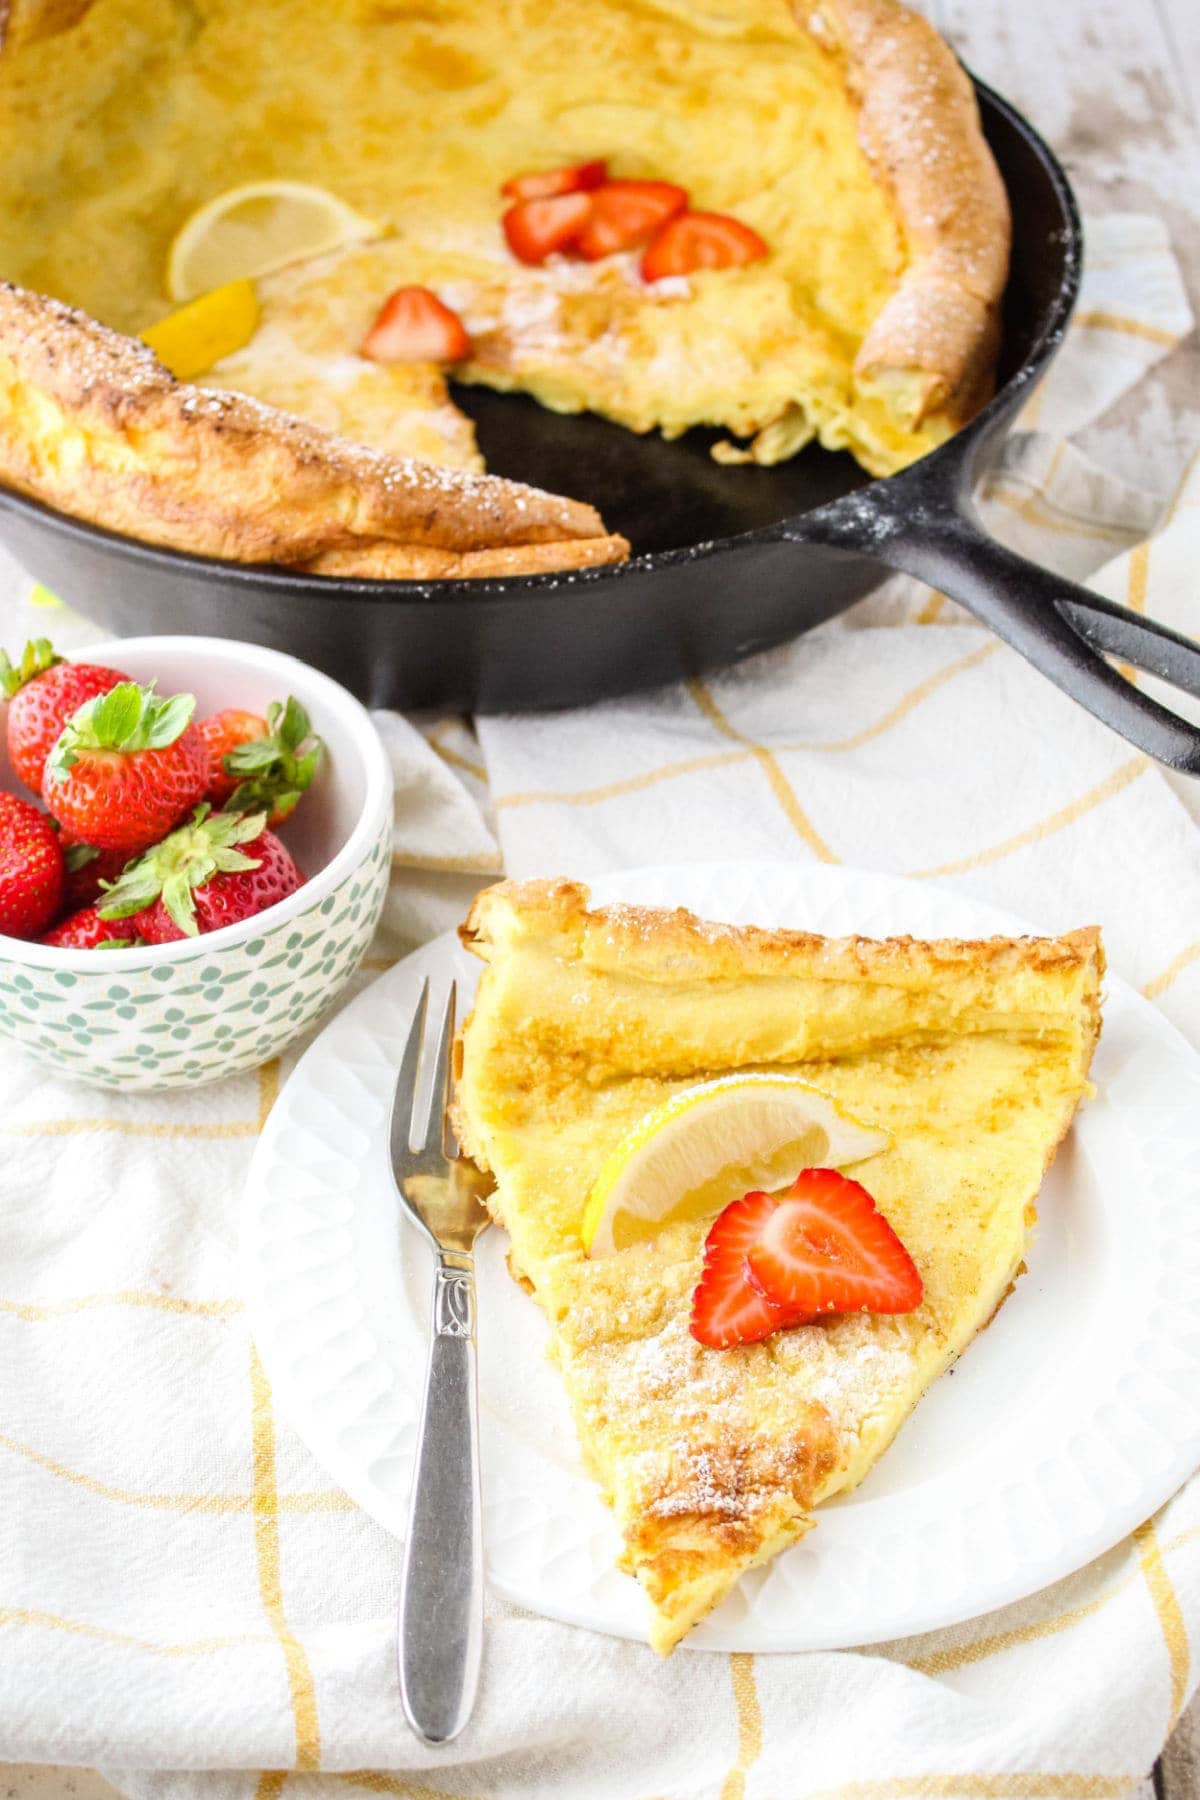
[0,635,393,1090]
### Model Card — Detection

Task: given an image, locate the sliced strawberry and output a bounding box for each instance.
[745,1169,923,1317]
[501,159,608,202]
[360,287,471,365]
[642,210,769,282]
[690,1190,812,1349]
[502,191,594,265]
[575,180,688,261]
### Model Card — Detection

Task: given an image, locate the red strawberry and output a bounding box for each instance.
[43,682,209,855]
[574,180,688,261]
[197,709,267,805]
[197,696,322,825]
[501,158,608,201]
[745,1169,923,1317]
[99,806,302,941]
[0,792,65,939]
[59,838,134,911]
[41,905,138,950]
[361,287,471,364]
[0,639,128,795]
[690,1190,813,1349]
[642,210,768,281]
[502,191,594,265]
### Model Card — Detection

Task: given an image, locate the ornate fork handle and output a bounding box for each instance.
[432,1258,476,1337]
[397,1248,483,1745]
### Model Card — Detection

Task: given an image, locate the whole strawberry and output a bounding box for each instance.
[0,639,128,795]
[44,682,208,855]
[0,792,65,938]
[99,805,302,941]
[197,696,322,826]
[60,838,135,912]
[198,709,268,806]
[41,905,139,950]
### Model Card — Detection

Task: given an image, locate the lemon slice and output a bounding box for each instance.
[166,181,380,303]
[582,1074,888,1258]
[140,279,261,379]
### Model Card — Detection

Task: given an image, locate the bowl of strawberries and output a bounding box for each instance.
[0,634,393,1089]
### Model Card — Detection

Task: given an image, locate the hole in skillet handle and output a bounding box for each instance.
[793,463,1200,777]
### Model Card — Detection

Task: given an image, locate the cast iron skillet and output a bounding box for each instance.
[2,80,1199,768]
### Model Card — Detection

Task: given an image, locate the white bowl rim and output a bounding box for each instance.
[1,634,393,970]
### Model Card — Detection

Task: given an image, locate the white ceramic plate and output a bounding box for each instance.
[241,863,1200,1652]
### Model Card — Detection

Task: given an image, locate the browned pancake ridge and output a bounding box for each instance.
[817,0,1011,425]
[0,282,629,579]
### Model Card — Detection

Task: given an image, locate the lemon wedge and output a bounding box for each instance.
[581,1074,888,1258]
[165,181,380,303]
[140,279,261,379]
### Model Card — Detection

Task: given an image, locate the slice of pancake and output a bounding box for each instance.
[454,879,1103,1653]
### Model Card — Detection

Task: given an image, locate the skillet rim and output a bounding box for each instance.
[0,76,1082,604]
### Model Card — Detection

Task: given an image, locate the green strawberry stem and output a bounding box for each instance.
[98,804,266,937]
[47,681,196,778]
[0,638,62,698]
[224,696,323,822]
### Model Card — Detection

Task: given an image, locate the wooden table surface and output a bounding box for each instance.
[5,0,1199,1795]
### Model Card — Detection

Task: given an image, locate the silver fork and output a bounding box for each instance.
[389,979,492,1745]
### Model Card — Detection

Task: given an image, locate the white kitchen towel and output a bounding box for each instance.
[0,212,1195,1800]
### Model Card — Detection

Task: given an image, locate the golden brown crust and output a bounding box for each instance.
[303,534,630,581]
[0,0,94,49]
[624,1421,837,1648]
[811,0,1011,428]
[461,877,1103,994]
[0,282,629,579]
[457,877,1104,1168]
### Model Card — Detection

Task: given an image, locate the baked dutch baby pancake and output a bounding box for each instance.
[0,0,1010,575]
[0,285,627,579]
[454,880,1103,1653]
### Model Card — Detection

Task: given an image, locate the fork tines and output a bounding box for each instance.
[391,979,459,1176]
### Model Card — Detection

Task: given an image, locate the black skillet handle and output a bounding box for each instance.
[796,487,1200,775]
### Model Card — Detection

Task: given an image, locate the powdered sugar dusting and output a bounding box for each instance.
[0,278,596,539]
[568,1298,918,1526]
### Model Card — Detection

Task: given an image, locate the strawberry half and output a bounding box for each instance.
[745,1169,923,1317]
[690,1190,813,1349]
[360,287,471,364]
[0,792,64,939]
[198,695,322,826]
[41,904,138,950]
[574,180,688,261]
[43,682,209,855]
[642,210,769,281]
[501,158,608,201]
[98,805,302,941]
[0,639,128,795]
[502,191,594,265]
